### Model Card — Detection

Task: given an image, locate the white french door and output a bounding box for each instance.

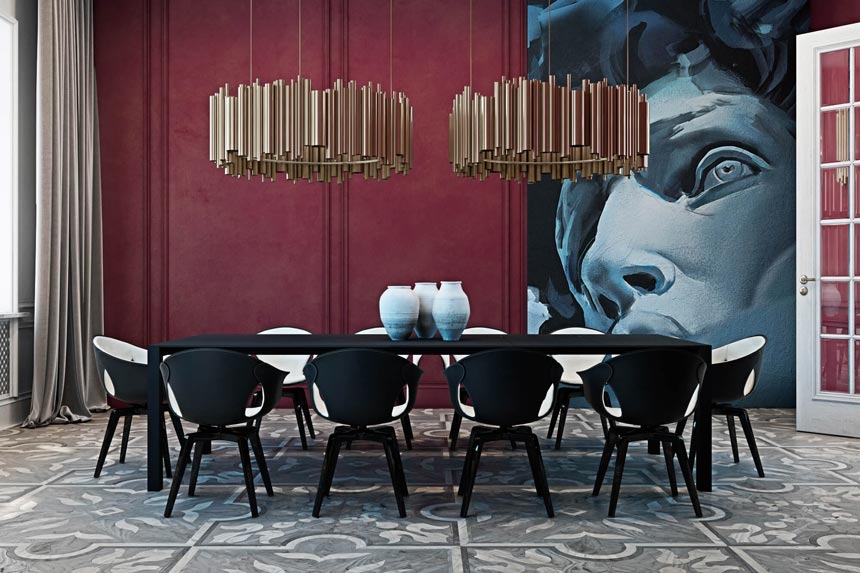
[797,23,860,438]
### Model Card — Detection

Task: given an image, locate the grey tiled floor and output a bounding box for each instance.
[0,408,858,572]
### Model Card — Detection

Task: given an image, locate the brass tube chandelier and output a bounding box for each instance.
[209,0,413,183]
[449,0,650,183]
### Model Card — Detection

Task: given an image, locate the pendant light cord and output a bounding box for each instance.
[390,0,393,92]
[469,0,472,88]
[299,0,302,77]
[547,0,551,80]
[249,0,253,84]
[626,0,629,86]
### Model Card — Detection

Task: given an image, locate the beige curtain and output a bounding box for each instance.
[24,0,105,427]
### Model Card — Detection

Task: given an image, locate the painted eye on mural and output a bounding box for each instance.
[688,146,768,202]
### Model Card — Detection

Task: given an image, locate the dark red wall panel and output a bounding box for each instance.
[95,0,527,407]
[812,0,860,30]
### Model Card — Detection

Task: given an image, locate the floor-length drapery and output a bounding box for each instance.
[24,0,105,426]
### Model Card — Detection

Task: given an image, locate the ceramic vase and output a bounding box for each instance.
[413,282,438,339]
[432,281,470,341]
[379,286,419,341]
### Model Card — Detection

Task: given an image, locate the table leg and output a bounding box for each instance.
[147,345,164,492]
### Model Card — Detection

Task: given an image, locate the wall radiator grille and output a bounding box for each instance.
[0,320,10,397]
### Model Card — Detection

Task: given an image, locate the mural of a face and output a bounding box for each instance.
[530,0,808,406]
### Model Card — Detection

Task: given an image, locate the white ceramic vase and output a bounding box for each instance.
[413,282,438,339]
[379,286,419,341]
[432,281,470,341]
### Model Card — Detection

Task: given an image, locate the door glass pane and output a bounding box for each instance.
[822,49,850,106]
[822,282,849,334]
[822,224,849,276]
[822,338,850,393]
[822,109,851,164]
[823,168,850,218]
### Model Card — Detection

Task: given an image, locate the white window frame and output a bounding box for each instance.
[0,10,20,402]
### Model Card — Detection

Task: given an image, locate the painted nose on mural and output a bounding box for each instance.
[580,251,675,321]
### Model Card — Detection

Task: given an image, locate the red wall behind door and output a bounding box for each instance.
[94,0,527,407]
[812,0,860,30]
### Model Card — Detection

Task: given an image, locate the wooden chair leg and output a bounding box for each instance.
[607,439,629,517]
[381,437,407,517]
[688,423,698,471]
[662,440,678,497]
[118,415,132,464]
[297,391,316,439]
[168,411,186,448]
[600,415,610,439]
[674,437,703,517]
[187,441,205,497]
[164,437,193,518]
[250,431,274,497]
[94,410,121,478]
[387,430,409,497]
[528,434,554,518]
[400,414,414,450]
[294,403,308,450]
[237,437,259,518]
[593,432,616,496]
[457,428,478,495]
[313,436,340,517]
[460,437,484,518]
[727,414,740,463]
[738,410,765,478]
[554,401,569,450]
[525,435,544,497]
[546,402,560,439]
[449,412,462,450]
[160,416,173,479]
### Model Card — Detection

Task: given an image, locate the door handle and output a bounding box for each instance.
[800,275,816,284]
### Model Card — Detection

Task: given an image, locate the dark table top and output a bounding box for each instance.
[152,333,711,358]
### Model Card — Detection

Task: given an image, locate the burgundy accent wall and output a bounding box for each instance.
[812,0,860,30]
[94,0,527,407]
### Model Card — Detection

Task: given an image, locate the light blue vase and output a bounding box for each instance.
[379,286,419,341]
[413,282,438,339]
[431,281,470,341]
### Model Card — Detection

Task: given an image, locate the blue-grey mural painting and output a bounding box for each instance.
[526,0,809,406]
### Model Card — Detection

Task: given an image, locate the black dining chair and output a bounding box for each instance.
[580,349,706,518]
[689,335,767,477]
[256,327,316,450]
[544,326,607,449]
[305,349,422,518]
[444,349,562,518]
[92,336,186,478]
[159,349,285,518]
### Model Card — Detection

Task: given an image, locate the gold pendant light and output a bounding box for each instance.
[209,0,413,183]
[449,0,649,183]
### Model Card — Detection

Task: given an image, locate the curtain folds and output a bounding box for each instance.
[24,0,105,427]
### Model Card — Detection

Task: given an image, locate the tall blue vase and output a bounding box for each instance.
[431,281,470,341]
[379,286,419,341]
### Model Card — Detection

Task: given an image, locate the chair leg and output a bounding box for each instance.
[600,415,610,439]
[94,409,121,478]
[118,415,132,464]
[187,441,205,497]
[727,414,740,463]
[460,437,484,518]
[296,391,316,439]
[237,437,259,518]
[313,436,340,517]
[400,414,414,450]
[457,428,478,495]
[449,412,462,450]
[294,403,308,450]
[662,440,678,497]
[160,415,173,479]
[554,400,569,450]
[164,437,193,518]
[250,431,274,497]
[738,410,765,478]
[528,434,554,518]
[382,436,407,517]
[546,402,560,439]
[387,430,409,497]
[525,434,544,497]
[593,432,616,496]
[688,422,698,471]
[168,411,186,448]
[607,439,629,518]
[674,438,703,518]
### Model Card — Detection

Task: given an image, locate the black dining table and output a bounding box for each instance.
[146,333,713,492]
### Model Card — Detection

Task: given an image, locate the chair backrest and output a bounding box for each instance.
[256,327,312,384]
[355,327,421,365]
[443,326,507,367]
[709,335,767,402]
[304,349,422,426]
[93,336,149,404]
[160,349,284,427]
[444,349,562,426]
[550,326,606,382]
[580,349,707,428]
